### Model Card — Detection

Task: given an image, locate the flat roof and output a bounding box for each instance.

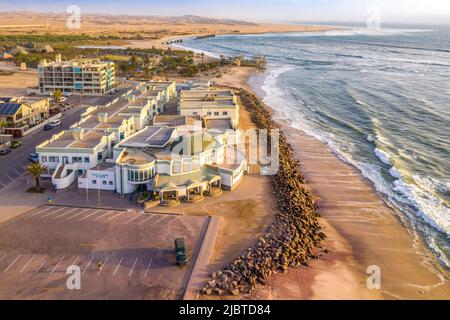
[153,115,201,127]
[44,130,105,149]
[90,162,116,171]
[119,149,156,166]
[119,126,175,148]
[205,118,233,130]
[156,166,219,189]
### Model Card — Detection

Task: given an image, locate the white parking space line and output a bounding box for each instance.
[53,208,78,219]
[149,215,166,226]
[72,256,80,265]
[0,180,5,187]
[35,256,48,273]
[83,256,94,275]
[129,258,138,277]
[66,209,91,220]
[156,216,172,225]
[13,168,22,176]
[108,211,125,221]
[4,255,22,272]
[41,207,66,218]
[138,214,156,225]
[19,255,36,273]
[51,256,65,273]
[168,216,180,225]
[92,210,115,221]
[0,254,6,264]
[79,209,102,221]
[97,255,110,276]
[29,206,55,217]
[144,258,153,277]
[5,173,14,182]
[123,214,144,225]
[113,257,124,276]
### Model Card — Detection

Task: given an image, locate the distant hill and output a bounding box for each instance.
[0,11,332,41]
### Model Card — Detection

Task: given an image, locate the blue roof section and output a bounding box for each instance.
[0,103,22,116]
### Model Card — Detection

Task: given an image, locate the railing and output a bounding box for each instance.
[51,163,77,190]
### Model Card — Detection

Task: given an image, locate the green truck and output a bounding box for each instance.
[175,238,187,266]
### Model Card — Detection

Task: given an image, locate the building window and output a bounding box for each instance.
[72,157,82,163]
[207,112,212,116]
[102,181,107,185]
[214,112,219,116]
[127,168,153,183]
[97,152,103,161]
[109,181,113,186]
[192,112,198,115]
[92,180,97,185]
[84,157,90,163]
[41,156,48,162]
[223,111,228,116]
[49,156,59,163]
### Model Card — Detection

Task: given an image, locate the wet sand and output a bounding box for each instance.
[214,66,450,300]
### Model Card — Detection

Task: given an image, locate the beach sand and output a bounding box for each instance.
[0,62,37,96]
[212,65,450,300]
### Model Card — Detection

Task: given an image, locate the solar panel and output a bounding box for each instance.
[0,97,12,102]
[0,103,22,116]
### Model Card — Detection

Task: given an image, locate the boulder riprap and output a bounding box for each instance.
[201,86,326,296]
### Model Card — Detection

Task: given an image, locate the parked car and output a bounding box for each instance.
[60,97,67,103]
[28,153,39,163]
[11,141,22,149]
[174,238,188,266]
[63,92,73,97]
[0,148,11,155]
[44,123,53,131]
[50,119,61,127]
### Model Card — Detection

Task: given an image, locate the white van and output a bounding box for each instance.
[50,119,62,127]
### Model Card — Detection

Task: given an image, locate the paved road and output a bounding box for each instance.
[0,107,87,190]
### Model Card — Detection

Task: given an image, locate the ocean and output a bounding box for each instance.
[177,24,450,269]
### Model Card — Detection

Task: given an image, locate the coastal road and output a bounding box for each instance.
[0,107,86,190]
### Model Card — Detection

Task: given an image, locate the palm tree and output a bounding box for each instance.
[201,52,205,65]
[26,162,47,192]
[53,90,62,104]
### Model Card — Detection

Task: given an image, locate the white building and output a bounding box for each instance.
[35,80,247,206]
[36,129,116,189]
[179,90,240,128]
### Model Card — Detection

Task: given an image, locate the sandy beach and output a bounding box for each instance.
[210,65,450,300]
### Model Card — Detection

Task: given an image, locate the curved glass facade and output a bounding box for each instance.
[127,167,154,183]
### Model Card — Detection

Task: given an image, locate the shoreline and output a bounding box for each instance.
[207,65,449,299]
[124,25,336,51]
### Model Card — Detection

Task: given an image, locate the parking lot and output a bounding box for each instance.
[0,205,209,299]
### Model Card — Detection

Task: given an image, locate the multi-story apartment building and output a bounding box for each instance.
[38,55,115,95]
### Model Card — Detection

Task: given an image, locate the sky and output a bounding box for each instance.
[1,0,450,25]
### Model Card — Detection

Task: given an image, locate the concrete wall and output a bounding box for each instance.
[78,169,115,191]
